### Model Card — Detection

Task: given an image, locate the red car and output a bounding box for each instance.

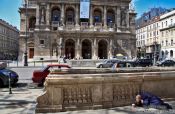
[32,64,71,85]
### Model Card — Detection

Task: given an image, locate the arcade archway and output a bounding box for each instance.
[98,40,108,59]
[65,39,75,59]
[82,39,92,59]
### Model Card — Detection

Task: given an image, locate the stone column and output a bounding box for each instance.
[90,5,94,28]
[93,38,98,59]
[117,6,121,28]
[75,4,80,29]
[76,38,80,59]
[109,39,113,59]
[35,4,40,30]
[115,7,117,28]
[56,37,63,58]
[103,6,107,29]
[126,11,130,28]
[46,4,50,31]
[61,4,65,26]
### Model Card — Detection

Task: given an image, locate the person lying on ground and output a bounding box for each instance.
[132,91,172,110]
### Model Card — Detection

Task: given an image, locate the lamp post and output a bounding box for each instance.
[24,0,28,66]
[153,23,158,66]
[153,41,157,66]
[9,72,12,94]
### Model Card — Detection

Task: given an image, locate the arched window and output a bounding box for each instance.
[93,9,102,24]
[29,16,36,29]
[107,9,115,26]
[66,8,75,23]
[51,7,61,22]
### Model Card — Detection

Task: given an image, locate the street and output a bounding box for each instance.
[10,67,41,84]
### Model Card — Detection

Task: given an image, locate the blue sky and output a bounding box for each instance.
[0,0,21,29]
[0,0,175,30]
[134,0,175,17]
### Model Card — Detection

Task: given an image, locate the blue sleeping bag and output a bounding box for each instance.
[140,92,172,109]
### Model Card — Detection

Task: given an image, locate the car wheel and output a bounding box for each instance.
[99,65,103,68]
[0,79,4,88]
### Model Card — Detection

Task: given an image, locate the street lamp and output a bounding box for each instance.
[24,0,28,66]
[153,42,157,66]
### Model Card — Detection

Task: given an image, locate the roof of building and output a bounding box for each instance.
[160,9,175,20]
[0,19,19,32]
[136,7,168,29]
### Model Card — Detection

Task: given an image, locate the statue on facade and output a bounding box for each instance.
[60,18,64,26]
[52,39,58,56]
[40,7,46,24]
[121,7,127,27]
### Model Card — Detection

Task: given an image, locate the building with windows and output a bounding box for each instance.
[19,0,136,61]
[136,7,168,60]
[136,17,160,59]
[0,19,19,60]
[159,9,175,59]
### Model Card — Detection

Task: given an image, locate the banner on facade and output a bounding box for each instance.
[80,0,90,19]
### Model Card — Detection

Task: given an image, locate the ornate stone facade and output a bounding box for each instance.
[19,0,136,60]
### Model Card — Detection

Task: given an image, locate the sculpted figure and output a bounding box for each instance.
[40,8,45,24]
[121,7,127,26]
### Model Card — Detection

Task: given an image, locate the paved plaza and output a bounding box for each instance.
[0,67,175,114]
[0,87,175,114]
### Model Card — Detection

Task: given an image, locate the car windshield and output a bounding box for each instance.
[42,65,70,72]
[102,60,108,63]
[42,66,49,72]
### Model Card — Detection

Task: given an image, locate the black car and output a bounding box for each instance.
[0,68,19,87]
[157,60,175,67]
[135,59,153,67]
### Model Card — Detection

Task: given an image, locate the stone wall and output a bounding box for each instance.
[36,71,175,113]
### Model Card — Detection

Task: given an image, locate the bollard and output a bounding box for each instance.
[34,61,35,67]
[7,61,9,67]
[9,72,12,94]
[17,60,18,67]
[42,60,44,67]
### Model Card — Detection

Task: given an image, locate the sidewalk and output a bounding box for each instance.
[0,87,175,114]
[0,87,43,114]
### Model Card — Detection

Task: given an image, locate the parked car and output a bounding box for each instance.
[32,64,71,85]
[0,68,19,87]
[112,61,136,68]
[157,60,175,67]
[96,59,120,68]
[135,59,153,67]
